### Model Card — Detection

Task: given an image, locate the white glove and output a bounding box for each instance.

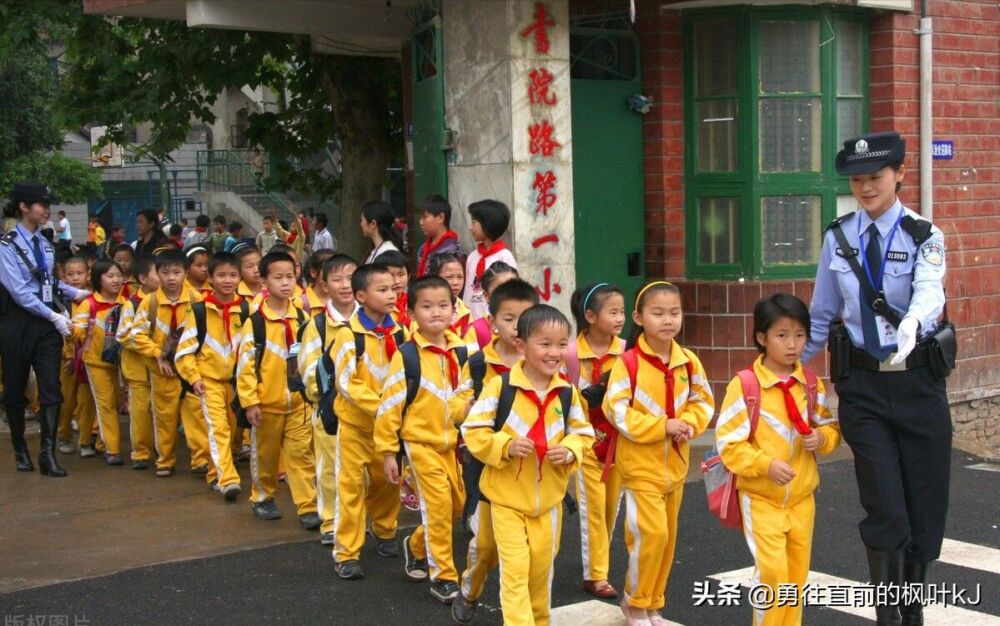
[890,316,920,365]
[73,290,92,303]
[51,314,72,338]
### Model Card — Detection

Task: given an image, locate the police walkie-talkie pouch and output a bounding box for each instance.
[926,301,957,380]
[828,318,853,382]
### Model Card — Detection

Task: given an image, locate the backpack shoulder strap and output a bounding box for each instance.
[191,301,207,350]
[353,331,365,363]
[558,384,574,424]
[469,350,487,399]
[565,337,580,386]
[621,348,640,397]
[238,299,250,322]
[803,368,819,425]
[250,311,266,383]
[455,345,469,369]
[315,311,327,347]
[494,372,516,432]
[736,369,762,441]
[400,341,421,411]
[393,327,405,346]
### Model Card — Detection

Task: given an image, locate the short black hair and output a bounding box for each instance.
[235,245,261,262]
[75,246,96,261]
[262,214,274,223]
[212,215,227,226]
[351,263,392,294]
[136,209,158,226]
[63,255,87,270]
[195,214,210,228]
[154,248,186,271]
[169,224,182,237]
[406,275,455,309]
[90,258,121,293]
[183,245,210,267]
[228,221,243,234]
[321,254,358,280]
[208,252,240,275]
[481,261,518,294]
[270,243,295,256]
[307,249,336,281]
[428,252,463,277]
[468,199,510,241]
[373,249,408,271]
[314,212,328,228]
[418,194,452,228]
[516,304,571,341]
[488,278,539,317]
[570,282,624,333]
[132,254,155,279]
[752,293,811,353]
[259,250,295,279]
[111,243,134,258]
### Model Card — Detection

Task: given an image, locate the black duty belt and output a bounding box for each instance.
[850,343,929,372]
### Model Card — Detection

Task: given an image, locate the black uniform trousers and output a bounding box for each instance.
[0,302,63,412]
[835,365,951,564]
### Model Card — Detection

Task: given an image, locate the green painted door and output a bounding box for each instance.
[410,17,448,245]
[570,27,646,305]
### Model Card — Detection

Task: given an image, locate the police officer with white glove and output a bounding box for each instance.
[1,183,91,477]
[804,132,954,626]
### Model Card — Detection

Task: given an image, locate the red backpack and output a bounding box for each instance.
[701,368,818,529]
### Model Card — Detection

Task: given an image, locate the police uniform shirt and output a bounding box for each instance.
[804,199,946,362]
[0,224,86,321]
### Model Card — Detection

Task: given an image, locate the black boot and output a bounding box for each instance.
[866,546,904,625]
[900,561,928,626]
[37,405,67,477]
[5,407,34,471]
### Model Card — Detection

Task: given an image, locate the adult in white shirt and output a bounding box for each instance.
[359,201,403,264]
[312,212,336,252]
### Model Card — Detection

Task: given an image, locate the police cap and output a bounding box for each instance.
[10,182,58,205]
[835,131,906,176]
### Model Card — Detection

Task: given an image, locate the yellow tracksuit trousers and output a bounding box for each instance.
[311,411,337,535]
[57,368,92,444]
[181,393,211,471]
[575,450,623,582]
[74,383,97,449]
[333,423,400,562]
[740,494,815,626]
[623,484,685,610]
[149,372,181,471]
[403,442,464,583]
[460,500,498,602]
[197,379,240,489]
[125,376,154,462]
[492,503,563,626]
[250,409,317,515]
[85,364,121,456]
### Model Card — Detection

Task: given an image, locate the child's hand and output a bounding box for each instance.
[156,356,175,377]
[546,445,575,466]
[666,419,695,442]
[383,455,400,484]
[767,459,796,485]
[801,429,825,452]
[507,437,535,459]
[245,405,262,428]
[191,381,205,397]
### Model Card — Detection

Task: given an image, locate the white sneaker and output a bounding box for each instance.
[71,419,79,433]
[79,445,96,458]
[58,440,76,454]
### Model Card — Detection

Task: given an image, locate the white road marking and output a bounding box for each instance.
[551,599,685,626]
[940,538,1000,576]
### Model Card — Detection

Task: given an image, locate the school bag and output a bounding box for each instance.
[700,368,818,530]
[177,299,251,396]
[470,317,493,350]
[565,337,627,463]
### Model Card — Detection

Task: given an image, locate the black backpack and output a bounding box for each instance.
[232,307,307,428]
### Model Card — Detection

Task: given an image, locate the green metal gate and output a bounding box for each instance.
[570,22,646,306]
[410,17,449,222]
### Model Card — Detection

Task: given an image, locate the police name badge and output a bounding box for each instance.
[41,284,53,303]
[876,315,897,348]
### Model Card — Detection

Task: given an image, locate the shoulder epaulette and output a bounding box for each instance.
[0,232,15,246]
[900,215,933,246]
[824,212,856,232]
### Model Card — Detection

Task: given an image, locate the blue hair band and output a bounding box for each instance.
[582,283,609,313]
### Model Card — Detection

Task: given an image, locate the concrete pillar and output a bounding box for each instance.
[443,0,575,315]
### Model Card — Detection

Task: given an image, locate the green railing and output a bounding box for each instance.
[196,149,295,225]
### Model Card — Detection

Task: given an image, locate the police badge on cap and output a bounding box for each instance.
[835,131,906,176]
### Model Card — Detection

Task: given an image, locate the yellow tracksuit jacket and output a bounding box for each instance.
[116,291,155,462]
[298,285,326,318]
[235,301,305,415]
[373,330,474,582]
[716,356,840,626]
[602,334,715,611]
[72,293,126,455]
[57,300,95,447]
[451,297,478,348]
[462,362,595,626]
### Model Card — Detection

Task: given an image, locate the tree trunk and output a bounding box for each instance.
[318,58,400,262]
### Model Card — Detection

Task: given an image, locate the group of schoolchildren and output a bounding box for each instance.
[48,193,841,626]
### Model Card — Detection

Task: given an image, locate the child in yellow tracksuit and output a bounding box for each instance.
[236,246,263,306]
[429,252,477,345]
[299,248,335,316]
[452,278,539,623]
[55,257,95,456]
[376,276,474,603]
[463,304,594,626]
[174,251,248,501]
[130,248,204,477]
[375,249,413,331]
[329,263,407,580]
[603,281,715,626]
[716,294,840,626]
[236,250,318,526]
[184,245,212,297]
[177,245,213,472]
[298,254,358,546]
[567,282,627,599]
[72,259,126,464]
[116,255,159,468]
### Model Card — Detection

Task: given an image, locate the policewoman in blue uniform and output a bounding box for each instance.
[804,132,955,626]
[1,183,90,477]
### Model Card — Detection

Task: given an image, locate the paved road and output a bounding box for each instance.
[1,440,997,625]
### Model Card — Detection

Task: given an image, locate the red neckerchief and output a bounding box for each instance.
[120,282,131,300]
[205,295,243,342]
[195,227,206,233]
[475,240,507,281]
[775,378,813,435]
[589,353,616,386]
[520,387,561,481]
[261,306,295,347]
[425,344,459,389]
[417,230,459,277]
[167,302,183,332]
[371,325,399,360]
[451,311,472,337]
[636,343,683,453]
[395,293,411,328]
